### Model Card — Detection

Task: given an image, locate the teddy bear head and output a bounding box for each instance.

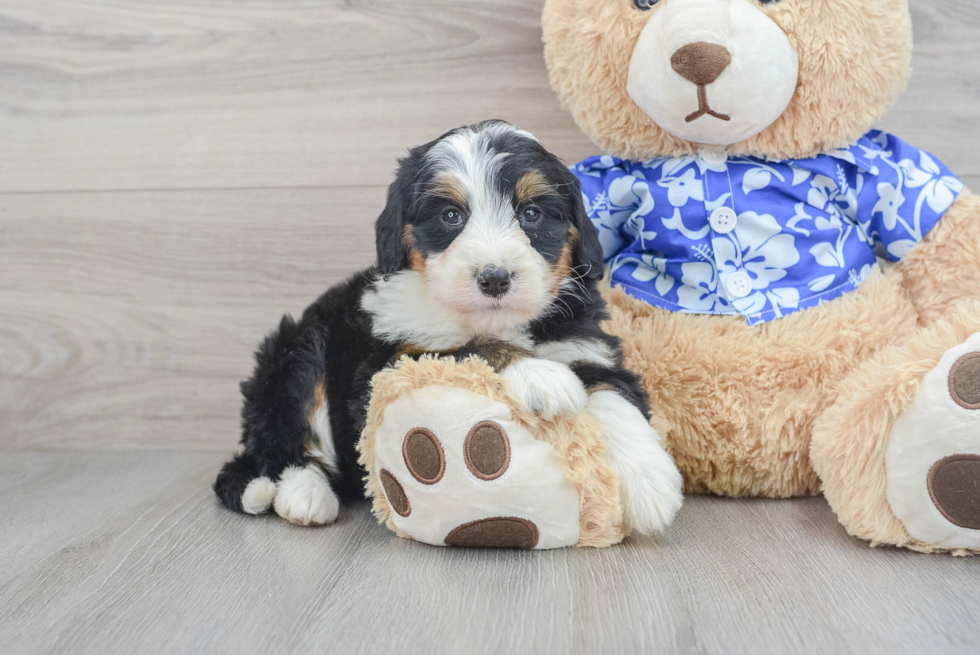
[543,0,912,160]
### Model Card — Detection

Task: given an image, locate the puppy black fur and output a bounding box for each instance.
[214,120,650,516]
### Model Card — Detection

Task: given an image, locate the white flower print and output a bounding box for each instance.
[608,175,654,218]
[803,172,870,268]
[576,155,618,178]
[899,152,964,215]
[662,207,710,240]
[657,162,704,207]
[873,182,906,231]
[764,287,801,318]
[808,170,858,223]
[874,149,962,246]
[736,161,786,195]
[623,215,657,248]
[675,246,732,312]
[713,212,800,291]
[611,253,676,296]
[807,274,837,293]
[589,175,654,258]
[847,263,876,287]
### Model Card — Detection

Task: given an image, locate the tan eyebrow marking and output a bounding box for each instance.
[431,173,468,205]
[516,170,553,204]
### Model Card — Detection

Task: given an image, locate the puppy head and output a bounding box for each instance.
[375,120,603,333]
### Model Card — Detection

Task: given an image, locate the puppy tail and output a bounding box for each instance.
[214,453,277,515]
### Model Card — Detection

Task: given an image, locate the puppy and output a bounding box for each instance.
[214,120,682,534]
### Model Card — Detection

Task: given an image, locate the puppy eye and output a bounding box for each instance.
[442,209,465,227]
[520,207,541,225]
[633,0,659,10]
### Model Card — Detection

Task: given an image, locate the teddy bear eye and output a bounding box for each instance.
[633,0,659,9]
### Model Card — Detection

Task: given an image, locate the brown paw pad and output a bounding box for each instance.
[380,469,411,517]
[928,455,980,530]
[949,353,980,409]
[464,421,510,481]
[402,427,445,484]
[444,517,539,549]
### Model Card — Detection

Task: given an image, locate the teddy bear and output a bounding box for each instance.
[541,0,980,554]
[357,353,629,549]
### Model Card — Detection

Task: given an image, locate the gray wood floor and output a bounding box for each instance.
[2,1,979,653]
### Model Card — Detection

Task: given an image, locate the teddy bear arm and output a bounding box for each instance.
[898,189,980,327]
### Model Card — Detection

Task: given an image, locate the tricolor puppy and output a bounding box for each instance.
[214,120,682,534]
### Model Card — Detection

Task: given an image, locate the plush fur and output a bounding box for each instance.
[543,0,980,553]
[214,120,683,536]
[358,355,627,548]
[543,0,912,160]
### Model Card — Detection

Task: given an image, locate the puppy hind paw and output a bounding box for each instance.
[241,476,277,515]
[274,464,340,526]
[500,358,588,420]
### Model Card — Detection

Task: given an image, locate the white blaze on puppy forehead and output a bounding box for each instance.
[426,127,516,247]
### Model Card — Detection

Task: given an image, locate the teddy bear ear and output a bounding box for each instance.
[560,167,605,281]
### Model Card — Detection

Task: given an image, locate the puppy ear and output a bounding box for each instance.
[375,170,411,276]
[562,168,605,281]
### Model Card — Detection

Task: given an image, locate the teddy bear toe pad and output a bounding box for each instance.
[403,428,445,484]
[373,386,580,549]
[949,353,980,409]
[887,334,980,550]
[444,517,539,549]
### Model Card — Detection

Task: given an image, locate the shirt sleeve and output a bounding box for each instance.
[858,132,964,261]
[571,156,636,263]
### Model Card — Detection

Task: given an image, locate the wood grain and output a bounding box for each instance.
[0,187,380,451]
[0,452,978,655]
[0,0,978,194]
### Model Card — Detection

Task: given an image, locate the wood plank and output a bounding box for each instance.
[1,0,978,194]
[0,187,380,451]
[1,451,978,655]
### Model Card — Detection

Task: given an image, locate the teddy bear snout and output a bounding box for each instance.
[670,42,731,87]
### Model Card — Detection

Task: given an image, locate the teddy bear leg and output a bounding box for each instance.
[811,300,980,554]
[587,390,684,535]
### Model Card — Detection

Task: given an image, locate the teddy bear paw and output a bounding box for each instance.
[371,386,582,549]
[886,334,980,551]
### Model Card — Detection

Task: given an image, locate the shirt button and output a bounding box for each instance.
[699,148,728,165]
[709,207,737,234]
[726,271,753,299]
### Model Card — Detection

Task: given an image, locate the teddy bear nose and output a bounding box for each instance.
[671,42,732,86]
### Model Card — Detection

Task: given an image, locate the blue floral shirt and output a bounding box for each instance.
[574,131,963,325]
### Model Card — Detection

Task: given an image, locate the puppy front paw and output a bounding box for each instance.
[588,390,684,535]
[500,358,588,420]
[274,464,339,526]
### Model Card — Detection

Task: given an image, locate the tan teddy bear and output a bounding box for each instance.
[543,0,980,553]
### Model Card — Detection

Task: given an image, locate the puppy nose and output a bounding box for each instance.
[477,266,511,298]
[670,42,732,86]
